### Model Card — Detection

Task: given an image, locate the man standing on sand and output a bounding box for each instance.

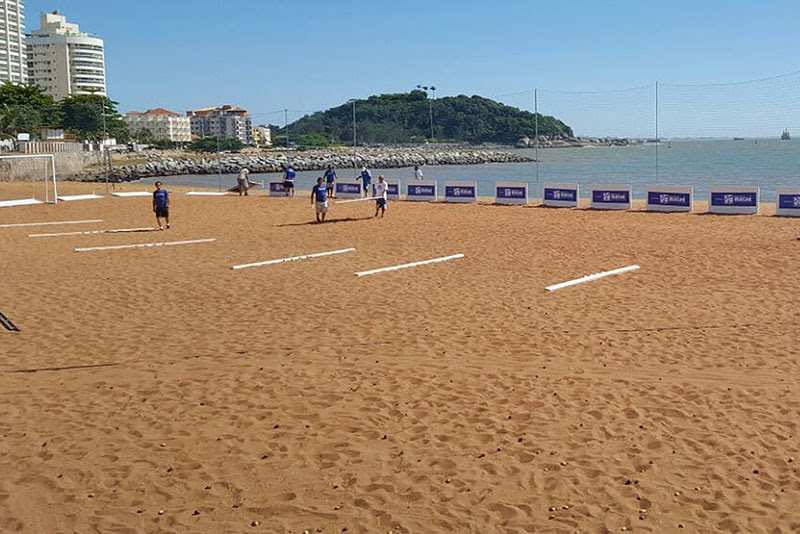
[153,181,170,230]
[324,165,337,198]
[311,176,328,223]
[374,174,388,218]
[414,165,424,181]
[237,167,251,196]
[357,165,372,198]
[283,163,296,197]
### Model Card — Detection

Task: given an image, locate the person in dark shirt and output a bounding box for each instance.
[152,181,170,230]
[324,165,337,198]
[311,176,328,223]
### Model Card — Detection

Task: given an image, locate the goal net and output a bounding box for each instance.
[0,154,58,207]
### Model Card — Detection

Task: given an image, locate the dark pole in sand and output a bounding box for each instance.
[430,86,436,141]
[285,108,290,165]
[348,99,357,177]
[216,133,222,192]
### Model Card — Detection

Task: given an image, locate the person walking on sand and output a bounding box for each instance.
[414,164,424,181]
[373,174,388,218]
[357,165,372,197]
[324,165,337,198]
[311,176,328,223]
[237,167,251,196]
[153,181,170,230]
[283,163,296,197]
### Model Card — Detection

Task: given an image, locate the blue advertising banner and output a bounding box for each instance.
[648,192,691,207]
[335,180,362,199]
[269,182,286,196]
[779,194,800,209]
[497,187,526,199]
[406,180,437,201]
[444,181,478,203]
[495,182,528,205]
[776,187,800,217]
[710,192,757,207]
[544,188,577,202]
[593,190,631,204]
[708,186,759,214]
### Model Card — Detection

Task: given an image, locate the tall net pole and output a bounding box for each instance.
[655,81,659,180]
[534,88,539,184]
[352,100,357,178]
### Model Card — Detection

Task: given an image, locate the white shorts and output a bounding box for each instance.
[315,201,328,213]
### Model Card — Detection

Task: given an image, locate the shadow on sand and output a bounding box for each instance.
[277,216,375,227]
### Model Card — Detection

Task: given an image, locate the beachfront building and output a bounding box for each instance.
[187,105,253,145]
[253,125,271,147]
[26,10,106,99]
[124,108,191,143]
[0,0,27,84]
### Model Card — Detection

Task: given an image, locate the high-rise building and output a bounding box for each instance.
[125,108,192,143]
[0,0,28,84]
[186,105,253,145]
[253,125,272,147]
[26,10,106,99]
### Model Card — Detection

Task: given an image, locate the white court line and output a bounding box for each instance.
[355,253,465,277]
[335,196,382,204]
[57,194,104,201]
[111,191,151,197]
[232,248,356,270]
[545,264,640,292]
[0,219,103,228]
[0,198,44,208]
[186,191,229,196]
[75,238,216,253]
[30,227,156,238]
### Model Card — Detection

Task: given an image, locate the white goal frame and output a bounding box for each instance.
[0,154,58,204]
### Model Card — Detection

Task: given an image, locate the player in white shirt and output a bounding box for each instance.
[414,165,424,181]
[373,174,389,218]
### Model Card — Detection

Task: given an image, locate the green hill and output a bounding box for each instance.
[275,90,573,146]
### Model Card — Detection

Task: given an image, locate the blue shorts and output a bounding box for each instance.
[363,180,371,189]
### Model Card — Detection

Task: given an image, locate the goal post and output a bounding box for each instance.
[0,154,58,204]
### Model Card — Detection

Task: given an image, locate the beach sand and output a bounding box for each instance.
[1,182,798,533]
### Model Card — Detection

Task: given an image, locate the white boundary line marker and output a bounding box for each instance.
[335,196,382,204]
[186,191,229,196]
[30,227,156,238]
[0,197,44,208]
[232,248,356,270]
[355,253,465,277]
[545,264,640,292]
[75,238,216,253]
[111,191,151,197]
[57,194,104,201]
[0,219,103,228]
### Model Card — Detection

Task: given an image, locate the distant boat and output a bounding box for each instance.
[781,128,791,140]
[733,137,745,141]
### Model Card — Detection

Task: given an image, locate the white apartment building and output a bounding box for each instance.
[253,125,272,147]
[26,10,106,99]
[0,0,27,84]
[187,105,254,145]
[125,108,191,143]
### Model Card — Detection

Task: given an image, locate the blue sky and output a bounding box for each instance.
[24,0,800,137]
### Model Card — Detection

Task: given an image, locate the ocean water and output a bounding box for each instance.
[141,139,800,202]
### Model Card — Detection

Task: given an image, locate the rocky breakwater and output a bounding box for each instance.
[77,147,535,182]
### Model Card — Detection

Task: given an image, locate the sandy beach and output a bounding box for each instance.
[1,181,798,533]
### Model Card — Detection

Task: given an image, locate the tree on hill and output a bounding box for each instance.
[0,83,61,138]
[274,90,572,145]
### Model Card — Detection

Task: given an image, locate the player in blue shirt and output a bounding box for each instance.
[152,181,170,230]
[324,165,336,198]
[357,166,372,197]
[311,176,328,223]
[283,164,296,197]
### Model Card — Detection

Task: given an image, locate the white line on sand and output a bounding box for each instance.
[355,253,466,277]
[185,191,229,196]
[0,219,103,228]
[545,264,640,292]
[57,194,104,201]
[232,248,356,270]
[0,198,44,208]
[29,227,156,238]
[111,191,151,197]
[335,197,382,204]
[75,238,216,253]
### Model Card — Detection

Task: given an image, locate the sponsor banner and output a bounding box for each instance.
[406,180,438,202]
[776,187,800,217]
[269,181,287,196]
[590,184,632,210]
[444,181,478,203]
[542,182,579,208]
[495,181,528,205]
[335,180,362,199]
[708,186,759,215]
[645,185,693,212]
[386,179,401,201]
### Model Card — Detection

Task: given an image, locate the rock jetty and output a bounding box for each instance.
[78,146,534,182]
